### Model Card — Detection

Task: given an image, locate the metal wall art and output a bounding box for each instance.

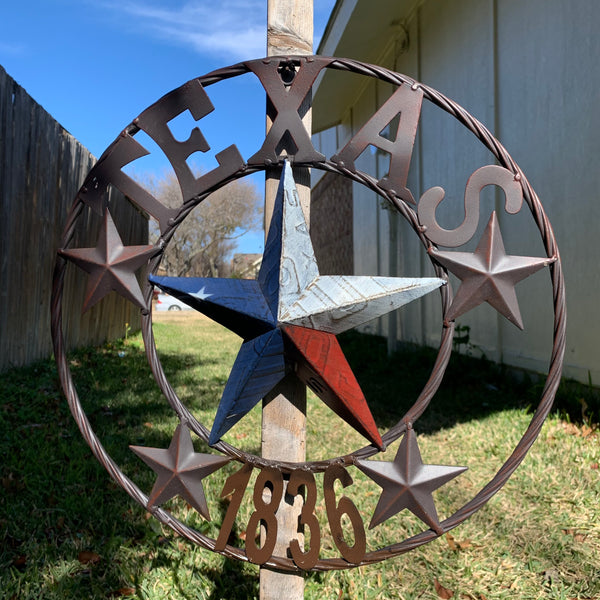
[52,56,565,571]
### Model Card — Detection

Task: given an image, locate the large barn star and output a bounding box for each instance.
[429,211,552,329]
[59,210,155,312]
[130,424,229,520]
[356,427,466,533]
[150,162,444,449]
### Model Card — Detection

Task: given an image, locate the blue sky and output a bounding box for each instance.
[1,0,336,254]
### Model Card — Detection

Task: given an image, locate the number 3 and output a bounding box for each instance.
[288,470,321,569]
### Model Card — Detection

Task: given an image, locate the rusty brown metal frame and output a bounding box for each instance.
[51,56,566,571]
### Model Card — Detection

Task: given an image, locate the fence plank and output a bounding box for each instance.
[0,65,148,371]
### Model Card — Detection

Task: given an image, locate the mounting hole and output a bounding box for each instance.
[278,60,297,85]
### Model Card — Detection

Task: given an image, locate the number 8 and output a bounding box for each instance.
[245,467,284,564]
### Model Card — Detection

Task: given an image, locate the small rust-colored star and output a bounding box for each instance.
[356,427,466,533]
[429,211,552,329]
[130,424,230,520]
[59,210,155,312]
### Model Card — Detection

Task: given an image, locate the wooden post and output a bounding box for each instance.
[260,1,313,598]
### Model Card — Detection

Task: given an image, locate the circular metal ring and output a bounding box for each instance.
[51,56,565,571]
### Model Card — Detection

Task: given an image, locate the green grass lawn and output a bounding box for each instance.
[1,312,598,599]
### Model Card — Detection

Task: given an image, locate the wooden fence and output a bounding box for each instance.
[0,65,148,371]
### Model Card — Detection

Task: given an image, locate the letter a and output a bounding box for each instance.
[332,83,423,204]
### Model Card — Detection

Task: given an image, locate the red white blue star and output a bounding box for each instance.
[151,162,445,449]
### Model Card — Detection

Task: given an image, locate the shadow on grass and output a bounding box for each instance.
[0,340,257,599]
[201,559,260,600]
[1,331,597,599]
[338,330,599,434]
[338,331,530,434]
[69,345,227,413]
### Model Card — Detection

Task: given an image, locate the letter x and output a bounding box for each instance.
[247,57,332,164]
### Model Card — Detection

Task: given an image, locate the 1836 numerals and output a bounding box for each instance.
[214,463,366,568]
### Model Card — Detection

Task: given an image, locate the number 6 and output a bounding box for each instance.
[323,464,366,564]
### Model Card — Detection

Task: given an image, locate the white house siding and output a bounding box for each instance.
[494,0,600,381]
[312,0,599,384]
[418,0,502,361]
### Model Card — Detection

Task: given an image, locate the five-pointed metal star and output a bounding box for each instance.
[356,427,466,533]
[59,210,155,312]
[130,424,230,520]
[150,162,445,449]
[429,211,552,329]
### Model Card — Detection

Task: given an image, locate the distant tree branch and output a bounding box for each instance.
[143,170,262,278]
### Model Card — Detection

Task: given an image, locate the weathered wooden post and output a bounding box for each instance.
[260,1,312,598]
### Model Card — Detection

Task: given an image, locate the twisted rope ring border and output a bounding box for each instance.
[51,56,565,571]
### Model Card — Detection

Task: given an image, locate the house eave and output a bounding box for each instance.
[313,0,416,132]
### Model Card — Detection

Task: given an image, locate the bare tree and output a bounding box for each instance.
[147,172,262,277]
